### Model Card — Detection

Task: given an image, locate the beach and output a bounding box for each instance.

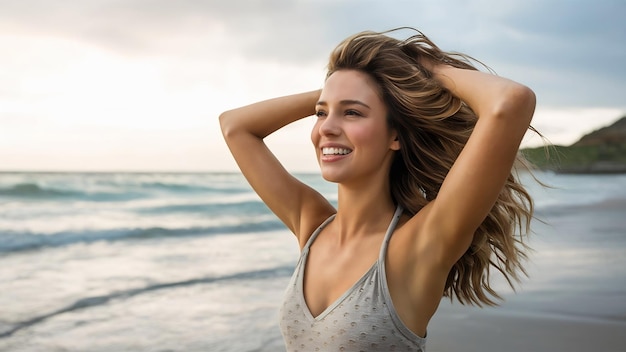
[429,178,626,352]
[428,302,626,351]
[0,171,625,351]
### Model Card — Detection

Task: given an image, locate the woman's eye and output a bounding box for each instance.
[345,110,362,116]
[315,111,327,118]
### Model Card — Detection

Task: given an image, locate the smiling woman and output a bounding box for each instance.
[220,28,537,351]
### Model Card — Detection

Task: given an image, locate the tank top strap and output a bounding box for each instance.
[302,213,336,252]
[378,205,404,261]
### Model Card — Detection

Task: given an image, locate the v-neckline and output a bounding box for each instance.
[299,253,378,322]
[297,205,403,322]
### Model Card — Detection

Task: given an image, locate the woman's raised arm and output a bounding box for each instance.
[422,65,536,267]
[219,90,335,243]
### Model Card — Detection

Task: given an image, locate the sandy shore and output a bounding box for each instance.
[426,301,626,352]
[414,186,623,352]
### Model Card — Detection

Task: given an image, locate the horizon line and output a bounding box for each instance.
[0,169,322,174]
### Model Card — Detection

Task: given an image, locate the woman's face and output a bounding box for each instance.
[311,69,400,184]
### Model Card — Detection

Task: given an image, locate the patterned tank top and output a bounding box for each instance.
[279,205,426,351]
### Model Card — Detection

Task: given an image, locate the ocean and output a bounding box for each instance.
[0,171,625,351]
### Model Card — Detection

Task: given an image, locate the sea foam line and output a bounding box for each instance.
[0,265,294,339]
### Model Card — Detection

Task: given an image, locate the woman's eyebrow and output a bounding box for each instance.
[316,100,371,109]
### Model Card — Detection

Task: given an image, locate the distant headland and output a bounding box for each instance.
[522,116,626,174]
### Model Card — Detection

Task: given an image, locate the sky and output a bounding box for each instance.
[0,0,624,172]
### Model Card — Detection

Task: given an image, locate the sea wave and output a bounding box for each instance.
[0,173,255,202]
[134,200,269,215]
[0,264,294,339]
[132,181,249,194]
[0,219,286,253]
[535,196,626,218]
[0,183,142,201]
[0,183,78,198]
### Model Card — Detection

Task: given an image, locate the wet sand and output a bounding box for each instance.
[428,302,626,352]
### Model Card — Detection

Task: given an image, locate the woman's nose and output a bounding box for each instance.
[318,113,341,136]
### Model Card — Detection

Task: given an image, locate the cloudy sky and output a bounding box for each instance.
[1,0,624,172]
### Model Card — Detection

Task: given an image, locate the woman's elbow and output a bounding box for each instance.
[494,84,536,126]
[219,110,238,139]
[516,85,536,123]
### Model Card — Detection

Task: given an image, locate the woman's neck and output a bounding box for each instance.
[332,177,396,243]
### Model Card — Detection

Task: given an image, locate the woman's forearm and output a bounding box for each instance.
[432,65,535,122]
[220,90,321,140]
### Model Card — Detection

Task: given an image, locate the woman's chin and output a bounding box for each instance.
[319,168,343,183]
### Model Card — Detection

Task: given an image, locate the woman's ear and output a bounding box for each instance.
[390,131,401,151]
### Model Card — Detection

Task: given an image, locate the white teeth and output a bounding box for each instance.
[322,147,352,155]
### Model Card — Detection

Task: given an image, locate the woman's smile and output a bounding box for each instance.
[321,147,352,156]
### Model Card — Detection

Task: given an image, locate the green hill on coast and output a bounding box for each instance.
[522,116,626,174]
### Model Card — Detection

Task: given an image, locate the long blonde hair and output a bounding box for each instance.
[327,28,534,306]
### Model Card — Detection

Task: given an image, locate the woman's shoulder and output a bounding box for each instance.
[296,202,336,249]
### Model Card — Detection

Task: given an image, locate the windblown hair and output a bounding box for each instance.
[327,28,534,306]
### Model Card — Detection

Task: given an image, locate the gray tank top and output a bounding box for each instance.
[279,205,426,351]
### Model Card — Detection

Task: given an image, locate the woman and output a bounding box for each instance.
[220,29,536,351]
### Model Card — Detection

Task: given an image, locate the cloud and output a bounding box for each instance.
[0,0,624,171]
[3,0,625,89]
[0,0,327,63]
[474,0,626,102]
